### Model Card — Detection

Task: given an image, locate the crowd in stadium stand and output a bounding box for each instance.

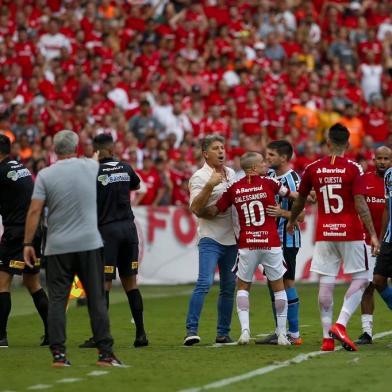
[0,0,391,205]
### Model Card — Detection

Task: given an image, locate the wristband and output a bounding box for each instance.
[23,243,34,247]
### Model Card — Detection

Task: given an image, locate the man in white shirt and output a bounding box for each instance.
[184,134,237,346]
[38,18,71,62]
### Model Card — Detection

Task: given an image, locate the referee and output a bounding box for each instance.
[23,130,120,367]
[79,133,148,349]
[0,134,48,347]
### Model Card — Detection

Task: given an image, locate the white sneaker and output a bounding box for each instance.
[238,329,250,345]
[277,333,291,346]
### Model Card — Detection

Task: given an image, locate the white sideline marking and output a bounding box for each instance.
[179,330,392,392]
[56,378,83,383]
[210,342,238,348]
[28,385,52,390]
[255,333,272,337]
[87,370,109,377]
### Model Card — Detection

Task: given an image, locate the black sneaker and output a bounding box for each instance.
[255,333,278,345]
[355,332,373,345]
[40,334,49,346]
[52,352,71,367]
[183,332,201,346]
[215,335,234,344]
[79,337,97,348]
[0,336,8,348]
[96,352,122,367]
[134,333,149,348]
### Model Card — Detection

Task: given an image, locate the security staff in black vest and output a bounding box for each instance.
[79,133,148,348]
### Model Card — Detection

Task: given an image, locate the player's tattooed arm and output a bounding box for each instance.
[286,194,307,233]
[354,194,380,255]
[354,195,377,236]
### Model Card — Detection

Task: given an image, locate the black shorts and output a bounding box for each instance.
[374,242,392,278]
[99,220,139,281]
[0,226,42,275]
[283,247,299,280]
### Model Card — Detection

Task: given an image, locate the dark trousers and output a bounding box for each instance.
[46,248,113,354]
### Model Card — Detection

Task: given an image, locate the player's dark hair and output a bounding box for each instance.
[328,123,350,146]
[0,134,11,155]
[267,140,293,160]
[93,133,114,151]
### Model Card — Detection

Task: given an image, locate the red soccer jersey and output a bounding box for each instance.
[299,156,364,241]
[136,169,163,205]
[216,175,289,249]
[359,171,385,244]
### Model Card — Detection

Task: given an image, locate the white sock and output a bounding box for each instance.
[236,290,250,333]
[361,314,373,336]
[337,279,367,327]
[319,277,335,339]
[320,306,333,338]
[274,290,288,335]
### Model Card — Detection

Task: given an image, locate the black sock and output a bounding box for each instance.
[105,290,110,310]
[0,292,11,339]
[31,288,49,335]
[126,289,145,336]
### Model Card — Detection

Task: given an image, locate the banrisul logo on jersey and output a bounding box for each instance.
[7,168,31,181]
[98,172,130,186]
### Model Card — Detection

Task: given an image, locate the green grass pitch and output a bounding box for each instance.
[1,284,392,392]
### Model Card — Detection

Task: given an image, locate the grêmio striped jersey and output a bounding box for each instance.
[269,169,301,248]
[383,167,392,243]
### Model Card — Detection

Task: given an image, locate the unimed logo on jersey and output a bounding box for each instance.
[98,172,130,186]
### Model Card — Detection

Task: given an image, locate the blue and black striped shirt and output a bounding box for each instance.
[383,167,392,243]
[269,169,301,248]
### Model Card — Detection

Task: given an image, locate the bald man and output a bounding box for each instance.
[356,146,392,344]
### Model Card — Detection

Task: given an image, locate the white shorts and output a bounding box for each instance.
[311,241,368,277]
[236,247,286,283]
[365,244,376,282]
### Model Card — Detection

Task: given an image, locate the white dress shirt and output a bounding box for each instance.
[189,163,236,246]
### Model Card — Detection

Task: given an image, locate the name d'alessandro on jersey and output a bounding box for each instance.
[235,192,268,203]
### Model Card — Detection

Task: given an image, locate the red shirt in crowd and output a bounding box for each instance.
[362,107,389,143]
[136,168,163,205]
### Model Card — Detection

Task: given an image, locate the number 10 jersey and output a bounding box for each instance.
[216,175,289,249]
[299,156,364,241]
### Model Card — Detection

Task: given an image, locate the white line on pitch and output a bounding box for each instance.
[178,330,392,392]
[27,385,52,390]
[56,378,84,383]
[87,370,109,377]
